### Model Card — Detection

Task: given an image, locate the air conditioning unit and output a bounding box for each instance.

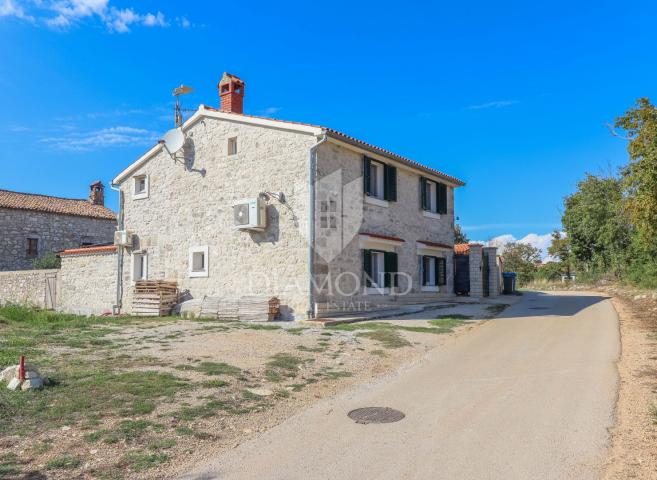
[233,197,267,231]
[114,230,133,247]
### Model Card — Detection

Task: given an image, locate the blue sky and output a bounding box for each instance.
[1,0,655,254]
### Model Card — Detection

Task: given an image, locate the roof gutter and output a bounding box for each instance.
[324,132,465,187]
[307,133,328,319]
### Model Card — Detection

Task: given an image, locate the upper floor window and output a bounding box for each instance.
[420,177,447,214]
[133,175,149,200]
[363,157,396,202]
[26,238,38,258]
[228,137,237,156]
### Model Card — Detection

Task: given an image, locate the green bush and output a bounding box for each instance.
[32,252,61,269]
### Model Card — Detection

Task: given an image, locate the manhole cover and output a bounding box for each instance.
[348,407,405,424]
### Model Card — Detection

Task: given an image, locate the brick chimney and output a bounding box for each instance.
[218,72,245,114]
[89,181,104,206]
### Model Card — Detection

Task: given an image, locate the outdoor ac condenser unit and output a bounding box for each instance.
[114,230,133,247]
[233,197,267,232]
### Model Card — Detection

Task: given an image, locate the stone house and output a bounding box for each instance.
[0,182,116,271]
[110,73,466,319]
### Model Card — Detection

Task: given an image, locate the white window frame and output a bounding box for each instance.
[131,251,148,282]
[369,160,385,200]
[227,137,237,156]
[133,174,149,200]
[189,245,209,278]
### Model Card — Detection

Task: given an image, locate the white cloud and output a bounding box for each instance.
[5,0,180,32]
[260,107,282,116]
[0,0,34,20]
[467,100,518,110]
[41,125,158,151]
[481,232,555,261]
[176,15,190,28]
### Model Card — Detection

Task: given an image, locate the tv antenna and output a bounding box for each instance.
[173,84,194,127]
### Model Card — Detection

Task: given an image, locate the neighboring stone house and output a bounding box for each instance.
[111,73,465,319]
[0,182,117,271]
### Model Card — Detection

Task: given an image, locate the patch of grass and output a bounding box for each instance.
[428,315,473,332]
[0,453,20,479]
[296,345,327,353]
[285,327,306,335]
[175,426,194,436]
[322,370,352,380]
[370,349,387,357]
[196,362,241,376]
[203,379,229,388]
[46,455,81,470]
[30,439,53,454]
[122,399,156,416]
[0,370,187,435]
[274,388,290,398]
[289,383,305,392]
[264,353,308,382]
[117,419,153,440]
[119,451,169,472]
[148,438,176,450]
[236,323,281,331]
[357,329,411,349]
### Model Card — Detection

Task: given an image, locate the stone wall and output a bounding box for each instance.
[483,246,500,298]
[117,116,316,319]
[0,269,59,308]
[468,245,484,299]
[59,251,117,315]
[0,208,116,271]
[313,141,457,309]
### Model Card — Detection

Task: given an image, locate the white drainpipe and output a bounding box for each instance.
[109,183,124,314]
[307,133,328,319]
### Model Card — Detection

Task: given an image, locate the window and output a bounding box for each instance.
[363,157,397,202]
[189,246,209,278]
[26,238,38,258]
[363,249,398,292]
[420,255,446,288]
[133,175,149,200]
[228,137,237,156]
[132,252,147,281]
[420,177,447,215]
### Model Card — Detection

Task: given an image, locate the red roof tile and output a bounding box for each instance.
[201,106,465,186]
[0,189,116,220]
[454,243,483,255]
[60,245,117,256]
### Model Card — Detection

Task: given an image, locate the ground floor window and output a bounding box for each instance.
[421,255,447,287]
[132,252,147,281]
[363,249,398,290]
[189,246,209,278]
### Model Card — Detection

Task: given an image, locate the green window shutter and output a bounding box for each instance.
[437,257,447,286]
[419,177,428,210]
[363,249,372,287]
[384,164,397,201]
[363,157,372,196]
[384,251,398,288]
[437,183,448,214]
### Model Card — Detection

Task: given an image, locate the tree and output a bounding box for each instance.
[454,224,469,244]
[614,98,657,253]
[547,231,571,275]
[561,174,631,275]
[501,242,542,286]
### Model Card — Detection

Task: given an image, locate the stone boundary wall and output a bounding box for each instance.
[59,251,117,316]
[0,269,59,308]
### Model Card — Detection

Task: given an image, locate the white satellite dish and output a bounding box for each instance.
[162,127,185,155]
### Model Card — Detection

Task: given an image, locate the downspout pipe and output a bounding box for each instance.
[110,183,124,314]
[307,133,328,319]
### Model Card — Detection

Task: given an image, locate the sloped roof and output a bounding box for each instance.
[113,106,466,187]
[0,189,116,220]
[201,106,465,186]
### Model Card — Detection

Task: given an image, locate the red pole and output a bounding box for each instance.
[18,355,25,381]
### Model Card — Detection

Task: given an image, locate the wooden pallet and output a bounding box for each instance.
[132,281,178,317]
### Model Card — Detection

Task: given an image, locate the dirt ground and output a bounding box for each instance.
[0,301,504,480]
[601,287,657,479]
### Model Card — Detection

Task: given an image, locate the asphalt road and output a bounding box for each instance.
[181,291,620,480]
